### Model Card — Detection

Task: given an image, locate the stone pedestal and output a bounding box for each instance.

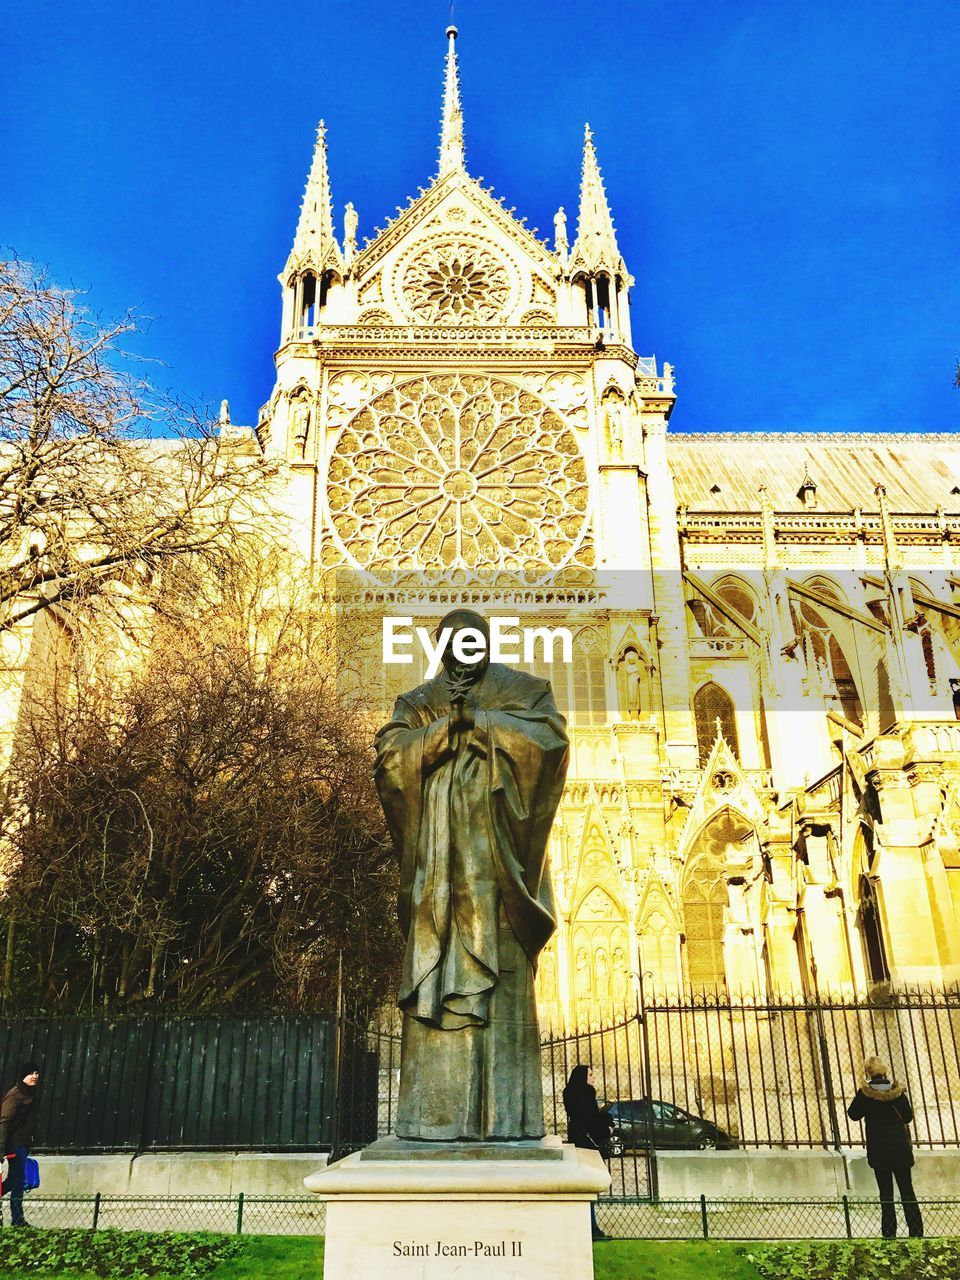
[304,1136,609,1279]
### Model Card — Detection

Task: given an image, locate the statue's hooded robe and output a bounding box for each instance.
[375,661,568,1140]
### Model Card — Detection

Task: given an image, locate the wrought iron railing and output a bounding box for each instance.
[7,987,960,1178]
[6,1193,960,1240]
[641,986,960,1152]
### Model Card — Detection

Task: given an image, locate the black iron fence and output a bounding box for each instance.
[642,986,960,1151]
[0,1015,335,1150]
[6,1194,960,1240]
[5,987,960,1166]
[330,986,960,1203]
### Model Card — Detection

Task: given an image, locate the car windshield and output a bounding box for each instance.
[611,1101,649,1121]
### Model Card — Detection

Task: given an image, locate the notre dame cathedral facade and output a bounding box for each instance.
[26,26,960,1026]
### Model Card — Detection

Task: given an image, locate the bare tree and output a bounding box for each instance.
[2,549,399,1013]
[0,258,275,635]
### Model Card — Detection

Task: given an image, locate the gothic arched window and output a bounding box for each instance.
[715,577,758,626]
[683,854,728,992]
[299,271,317,333]
[693,682,739,766]
[524,625,609,727]
[572,629,607,726]
[688,577,759,640]
[795,579,864,727]
[858,875,889,986]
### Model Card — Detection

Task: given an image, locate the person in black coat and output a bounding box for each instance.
[0,1061,40,1228]
[847,1055,923,1238]
[563,1065,614,1241]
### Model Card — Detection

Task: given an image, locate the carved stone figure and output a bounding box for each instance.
[374,609,569,1140]
[290,396,310,454]
[616,646,644,721]
[612,947,628,1007]
[594,947,610,1002]
[603,390,625,456]
[575,947,590,1001]
[554,206,568,256]
[343,202,358,259]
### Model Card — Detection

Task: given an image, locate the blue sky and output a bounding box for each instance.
[4,0,957,433]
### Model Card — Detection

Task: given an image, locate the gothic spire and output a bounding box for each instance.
[570,123,625,277]
[438,24,465,176]
[287,120,344,275]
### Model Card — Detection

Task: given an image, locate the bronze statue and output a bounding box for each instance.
[374,609,568,1141]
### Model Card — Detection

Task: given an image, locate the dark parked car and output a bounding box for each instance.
[604,1099,735,1154]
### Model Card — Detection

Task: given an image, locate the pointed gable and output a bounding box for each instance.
[351,173,560,326]
[569,791,627,921]
[675,734,766,871]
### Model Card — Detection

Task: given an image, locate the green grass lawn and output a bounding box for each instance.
[0,1235,956,1280]
[204,1236,323,1279]
[0,1238,754,1280]
[594,1241,760,1280]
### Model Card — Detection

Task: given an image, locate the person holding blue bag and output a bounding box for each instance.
[0,1062,41,1228]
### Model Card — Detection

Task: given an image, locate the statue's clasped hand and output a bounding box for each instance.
[449,695,475,734]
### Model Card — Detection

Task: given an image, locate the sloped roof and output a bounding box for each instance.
[666,433,960,512]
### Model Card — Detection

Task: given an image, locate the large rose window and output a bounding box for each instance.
[399,240,512,324]
[326,374,590,578]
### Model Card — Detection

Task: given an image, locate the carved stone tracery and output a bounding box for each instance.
[397,237,514,324]
[325,373,590,579]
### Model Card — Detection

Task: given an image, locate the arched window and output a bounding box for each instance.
[693,682,739,766]
[572,629,607,726]
[529,633,569,720]
[299,271,317,333]
[858,875,889,985]
[687,577,758,639]
[683,854,728,991]
[526,625,608,726]
[583,275,612,329]
[297,270,335,335]
[714,578,758,626]
[794,582,864,726]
